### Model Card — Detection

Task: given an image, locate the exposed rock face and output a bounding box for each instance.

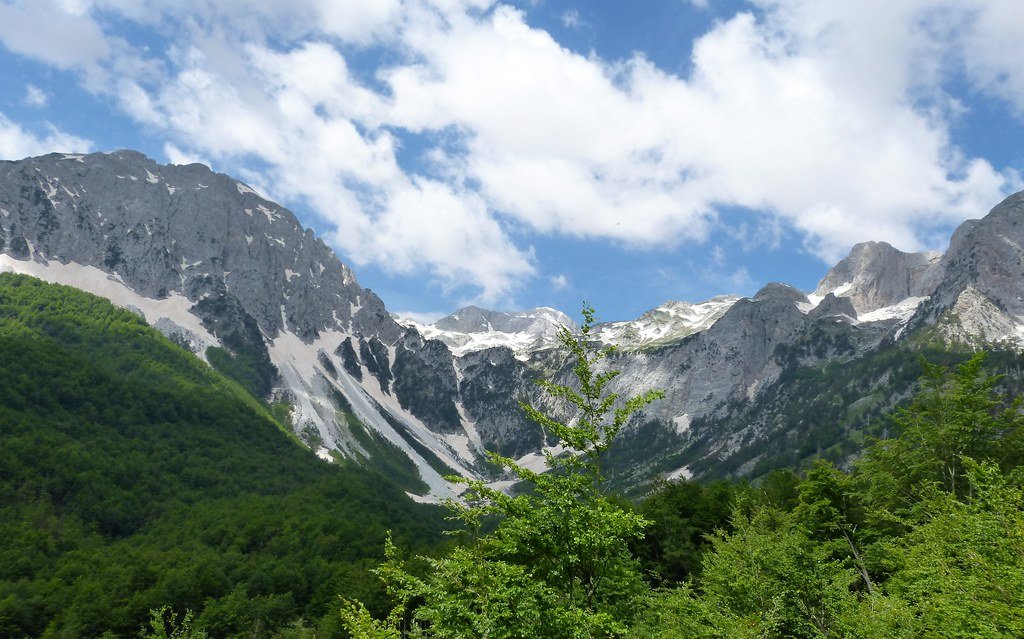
[4,149,1024,495]
[392,330,463,434]
[457,346,545,458]
[0,150,396,341]
[809,293,858,320]
[813,241,941,313]
[934,192,1024,313]
[0,151,468,498]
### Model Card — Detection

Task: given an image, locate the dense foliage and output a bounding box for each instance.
[632,353,1024,638]
[0,274,445,639]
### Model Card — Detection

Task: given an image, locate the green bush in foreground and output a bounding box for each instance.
[342,306,663,638]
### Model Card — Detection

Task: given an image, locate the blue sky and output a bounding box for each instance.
[0,0,1022,323]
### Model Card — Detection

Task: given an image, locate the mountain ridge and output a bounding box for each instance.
[3,149,1024,495]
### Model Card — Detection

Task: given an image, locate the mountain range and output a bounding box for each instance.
[3,150,1024,497]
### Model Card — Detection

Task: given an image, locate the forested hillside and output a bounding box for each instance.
[0,273,445,638]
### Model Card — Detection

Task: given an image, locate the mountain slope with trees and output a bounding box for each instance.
[0,273,445,639]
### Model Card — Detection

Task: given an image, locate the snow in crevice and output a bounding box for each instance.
[236,182,259,196]
[799,282,853,313]
[858,297,928,323]
[145,169,160,184]
[672,414,692,434]
[267,329,476,500]
[256,204,279,223]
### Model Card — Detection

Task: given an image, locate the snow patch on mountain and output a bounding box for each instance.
[858,296,929,323]
[666,464,693,481]
[268,328,474,500]
[800,282,853,312]
[236,182,260,196]
[594,296,740,349]
[398,306,575,357]
[0,255,220,355]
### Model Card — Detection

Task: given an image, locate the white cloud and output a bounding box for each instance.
[561,10,583,29]
[23,85,48,107]
[550,274,569,291]
[381,2,1019,264]
[3,0,1021,304]
[112,37,533,303]
[956,0,1024,114]
[0,0,109,69]
[163,143,209,167]
[0,113,92,160]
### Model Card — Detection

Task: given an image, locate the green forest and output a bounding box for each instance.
[0,274,445,638]
[2,274,1023,638]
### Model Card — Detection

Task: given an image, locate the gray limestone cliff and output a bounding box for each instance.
[813,241,941,313]
[0,150,400,343]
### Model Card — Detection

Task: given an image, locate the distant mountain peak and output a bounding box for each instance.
[812,240,941,314]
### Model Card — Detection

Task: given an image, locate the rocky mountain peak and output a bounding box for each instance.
[813,240,941,314]
[434,305,575,335]
[924,190,1024,322]
[753,282,808,304]
[0,150,400,343]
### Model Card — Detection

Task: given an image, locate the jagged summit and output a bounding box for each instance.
[402,304,576,357]
[593,296,741,349]
[0,149,381,341]
[812,240,941,314]
[754,282,808,304]
[433,305,575,335]
[909,190,1024,342]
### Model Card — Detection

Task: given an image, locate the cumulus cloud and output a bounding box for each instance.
[0,113,93,160]
[2,0,1021,303]
[956,0,1024,113]
[0,0,109,69]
